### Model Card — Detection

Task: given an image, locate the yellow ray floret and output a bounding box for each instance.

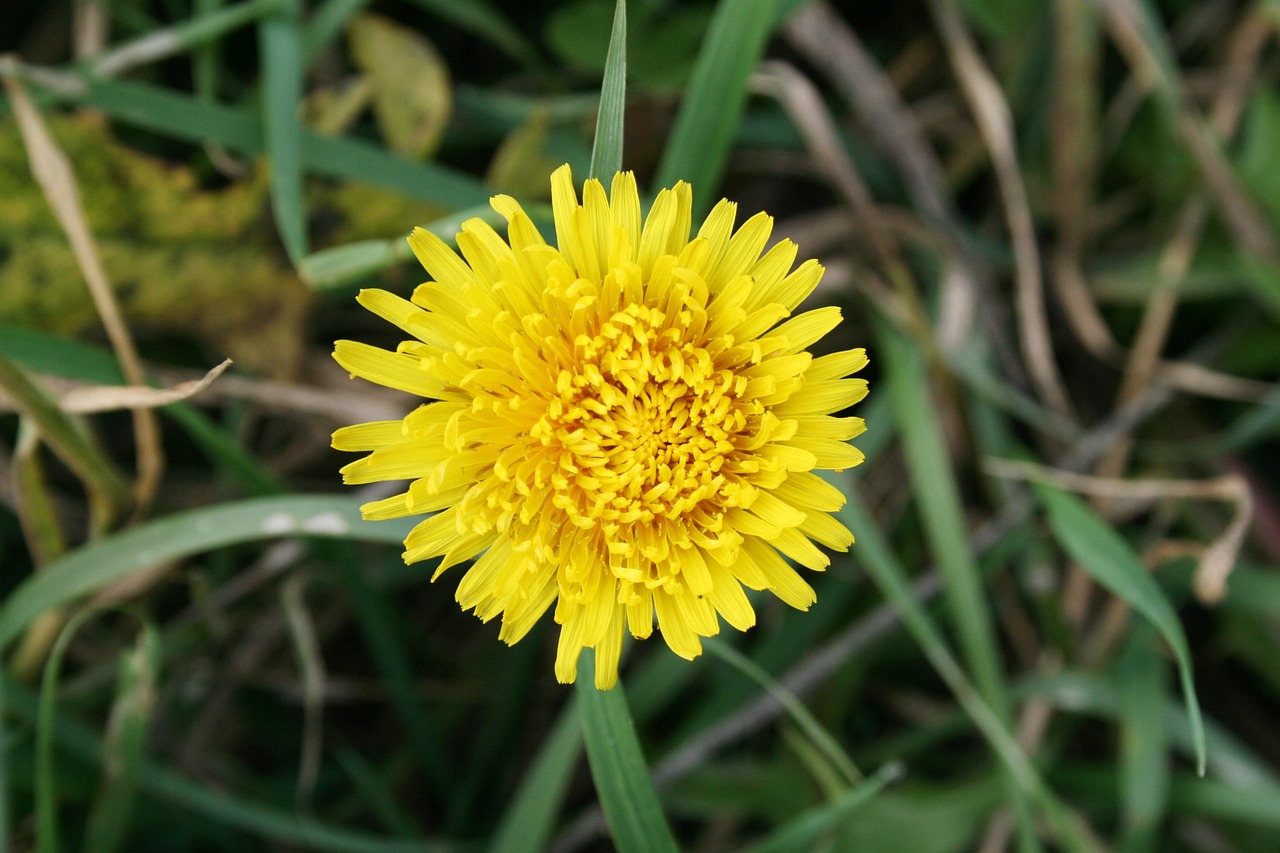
[332,164,869,689]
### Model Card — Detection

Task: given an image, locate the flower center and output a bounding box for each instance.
[535,302,757,533]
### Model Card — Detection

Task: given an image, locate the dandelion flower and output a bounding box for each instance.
[332,165,868,689]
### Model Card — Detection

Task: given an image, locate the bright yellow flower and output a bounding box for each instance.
[333,165,868,689]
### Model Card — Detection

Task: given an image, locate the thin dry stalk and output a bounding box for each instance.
[749,62,923,336]
[985,458,1253,604]
[1096,9,1268,482]
[927,0,1076,421]
[281,573,327,809]
[2,71,164,516]
[783,1,990,352]
[44,360,230,414]
[1050,0,1119,359]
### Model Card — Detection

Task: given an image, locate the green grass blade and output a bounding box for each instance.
[487,700,582,853]
[834,476,1100,853]
[298,203,510,289]
[0,351,131,533]
[704,638,860,786]
[91,0,289,77]
[745,762,903,853]
[0,495,413,655]
[19,73,491,207]
[1115,625,1169,853]
[258,0,308,264]
[36,608,108,853]
[1035,483,1207,774]
[588,0,626,181]
[576,649,679,853]
[877,320,1009,713]
[83,619,161,853]
[652,0,778,213]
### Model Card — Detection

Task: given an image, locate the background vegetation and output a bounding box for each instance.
[2,0,1280,850]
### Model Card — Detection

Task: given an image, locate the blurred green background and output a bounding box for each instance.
[2,0,1280,851]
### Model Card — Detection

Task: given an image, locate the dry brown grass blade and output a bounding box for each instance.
[281,573,326,809]
[2,69,164,517]
[984,458,1253,605]
[1051,0,1120,360]
[1096,0,1279,261]
[927,0,1076,422]
[8,421,72,681]
[751,62,899,268]
[1096,9,1269,481]
[749,62,923,336]
[54,360,233,414]
[783,1,988,352]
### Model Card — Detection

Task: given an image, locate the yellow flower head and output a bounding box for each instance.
[333,165,869,689]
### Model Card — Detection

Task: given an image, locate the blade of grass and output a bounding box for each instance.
[487,699,582,853]
[744,761,904,853]
[652,0,778,215]
[588,0,626,181]
[1114,625,1169,853]
[575,9,676,850]
[576,649,679,853]
[18,72,492,208]
[35,609,105,853]
[835,476,1102,853]
[704,638,861,787]
[298,203,511,289]
[258,0,308,264]
[0,495,414,655]
[1034,483,1206,774]
[83,619,160,853]
[90,0,289,78]
[877,318,1009,715]
[879,316,1040,847]
[0,351,131,534]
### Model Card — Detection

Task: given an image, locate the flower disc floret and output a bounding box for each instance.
[332,165,869,688]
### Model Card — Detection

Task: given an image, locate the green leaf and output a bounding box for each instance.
[0,495,413,655]
[349,14,452,161]
[877,319,1009,715]
[588,0,626,182]
[19,73,491,209]
[1115,625,1169,853]
[745,762,904,853]
[299,203,505,289]
[576,650,678,853]
[84,620,161,853]
[1035,484,1207,774]
[653,0,778,214]
[0,350,131,534]
[704,638,860,787]
[258,0,308,263]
